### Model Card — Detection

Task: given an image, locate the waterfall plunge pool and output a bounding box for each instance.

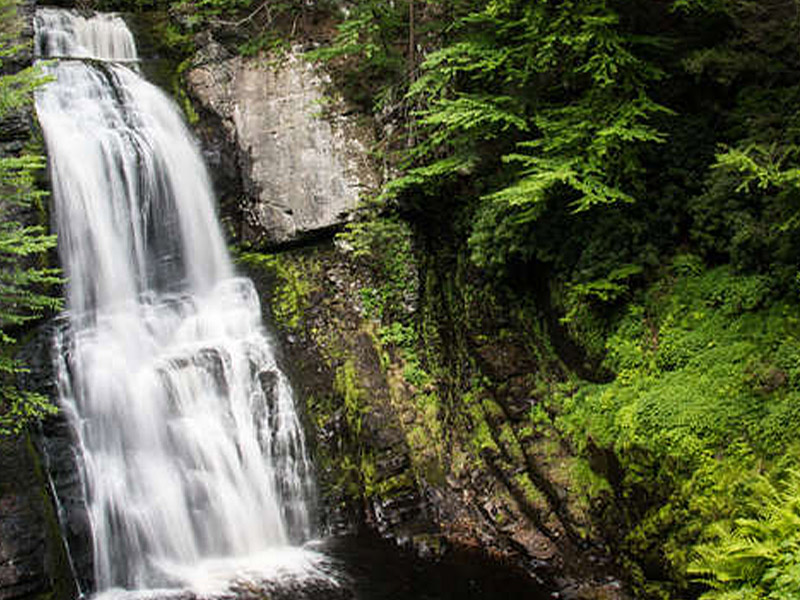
[86,532,551,600]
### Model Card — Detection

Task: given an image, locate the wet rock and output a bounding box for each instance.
[74,577,354,600]
[36,412,93,594]
[17,324,92,596]
[194,347,230,398]
[258,369,279,402]
[186,42,378,246]
[0,436,48,600]
[0,113,30,144]
[372,490,424,533]
[230,576,353,600]
[0,404,79,600]
[553,577,627,600]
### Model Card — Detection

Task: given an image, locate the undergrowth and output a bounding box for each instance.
[553,255,800,598]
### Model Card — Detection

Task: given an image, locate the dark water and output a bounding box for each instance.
[316,532,551,600]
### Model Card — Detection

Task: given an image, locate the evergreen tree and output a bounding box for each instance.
[363,1,672,275]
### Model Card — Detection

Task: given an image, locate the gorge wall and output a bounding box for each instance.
[184,34,627,600]
[4,4,800,600]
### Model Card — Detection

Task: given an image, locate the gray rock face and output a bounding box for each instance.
[187,42,377,246]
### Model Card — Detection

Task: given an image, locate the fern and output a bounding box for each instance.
[417,93,528,148]
[485,90,671,215]
[306,0,409,112]
[383,154,478,199]
[689,471,800,598]
[714,145,800,195]
[408,40,512,100]
[0,0,50,116]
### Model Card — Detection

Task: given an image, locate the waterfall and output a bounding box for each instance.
[34,8,319,594]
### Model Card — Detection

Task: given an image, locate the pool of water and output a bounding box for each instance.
[316,532,551,600]
[89,531,552,600]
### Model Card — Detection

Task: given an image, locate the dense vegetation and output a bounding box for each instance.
[299,1,800,598]
[0,0,59,434]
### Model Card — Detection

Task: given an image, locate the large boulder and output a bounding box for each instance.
[186,39,378,246]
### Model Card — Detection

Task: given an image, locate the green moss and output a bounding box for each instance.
[334,359,366,435]
[338,216,417,324]
[528,403,552,432]
[513,472,548,511]
[237,251,315,330]
[463,392,499,455]
[374,472,414,499]
[498,424,524,463]
[570,457,612,499]
[403,390,446,485]
[334,454,366,499]
[360,453,377,495]
[481,398,505,420]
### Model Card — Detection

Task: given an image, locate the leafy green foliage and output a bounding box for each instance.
[683,0,800,279]
[337,214,417,325]
[689,471,800,599]
[0,156,61,328]
[337,212,437,391]
[552,258,800,597]
[0,155,61,436]
[306,0,412,111]
[225,0,800,594]
[371,1,672,273]
[306,0,800,288]
[562,261,641,311]
[0,0,61,434]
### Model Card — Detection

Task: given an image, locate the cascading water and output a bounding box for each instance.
[34,8,323,595]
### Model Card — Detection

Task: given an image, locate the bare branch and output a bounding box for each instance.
[210,0,272,28]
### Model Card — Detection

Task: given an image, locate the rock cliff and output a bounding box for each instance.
[0,10,625,600]
[186,38,377,247]
[0,434,73,600]
[183,27,629,599]
[239,243,630,600]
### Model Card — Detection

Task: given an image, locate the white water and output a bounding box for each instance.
[35,8,319,593]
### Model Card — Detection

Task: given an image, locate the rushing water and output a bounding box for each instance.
[35,8,318,594]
